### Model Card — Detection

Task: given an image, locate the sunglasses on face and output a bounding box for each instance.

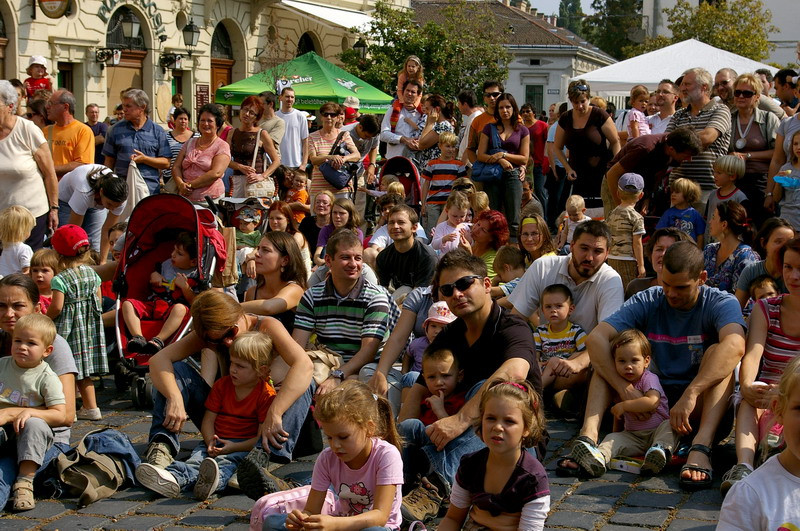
[322,112,338,117]
[734,90,756,98]
[203,324,238,346]
[439,275,481,297]
[484,91,502,98]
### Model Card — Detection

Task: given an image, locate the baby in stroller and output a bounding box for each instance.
[120,231,200,354]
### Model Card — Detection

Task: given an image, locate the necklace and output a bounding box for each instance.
[735,113,754,150]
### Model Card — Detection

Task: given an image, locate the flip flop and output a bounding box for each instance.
[555,457,582,477]
[679,444,713,491]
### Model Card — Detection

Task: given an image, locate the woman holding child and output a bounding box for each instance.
[145,291,314,501]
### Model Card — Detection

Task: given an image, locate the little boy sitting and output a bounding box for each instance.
[136,331,276,500]
[121,231,199,354]
[535,284,588,390]
[491,245,526,309]
[0,314,65,511]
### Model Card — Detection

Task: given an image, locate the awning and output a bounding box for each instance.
[279,0,373,32]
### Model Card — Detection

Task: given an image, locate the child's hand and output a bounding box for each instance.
[207,435,236,456]
[174,273,189,290]
[286,509,309,530]
[442,232,457,243]
[637,265,647,278]
[150,271,164,286]
[610,402,626,419]
[425,391,448,418]
[13,409,33,433]
[300,514,337,530]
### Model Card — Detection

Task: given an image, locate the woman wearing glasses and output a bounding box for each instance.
[144,290,314,498]
[554,80,620,208]
[227,96,281,199]
[308,102,360,201]
[728,73,779,228]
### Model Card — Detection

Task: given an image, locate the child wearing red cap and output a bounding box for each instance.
[45,224,106,421]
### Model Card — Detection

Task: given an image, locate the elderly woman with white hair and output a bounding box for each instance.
[0,80,59,249]
[102,88,171,195]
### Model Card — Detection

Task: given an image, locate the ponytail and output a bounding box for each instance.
[87,167,128,204]
[374,393,403,453]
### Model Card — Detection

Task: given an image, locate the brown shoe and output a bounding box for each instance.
[144,441,174,469]
[401,482,442,522]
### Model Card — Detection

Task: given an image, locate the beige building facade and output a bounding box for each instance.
[0,0,401,123]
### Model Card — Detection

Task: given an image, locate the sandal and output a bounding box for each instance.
[679,444,714,491]
[127,335,147,353]
[555,457,582,477]
[143,337,166,355]
[12,477,35,511]
[571,435,607,477]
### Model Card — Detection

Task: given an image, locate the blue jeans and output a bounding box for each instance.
[398,381,486,486]
[59,199,107,252]
[149,361,314,461]
[531,165,548,221]
[166,441,246,493]
[0,441,68,508]
[484,170,522,237]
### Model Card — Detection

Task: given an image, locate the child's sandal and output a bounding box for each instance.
[128,335,147,353]
[12,478,35,511]
[143,337,165,355]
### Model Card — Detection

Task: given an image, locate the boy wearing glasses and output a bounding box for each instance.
[121,232,199,355]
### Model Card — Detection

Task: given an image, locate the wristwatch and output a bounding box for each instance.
[765,192,774,197]
[50,205,59,210]
[330,369,345,380]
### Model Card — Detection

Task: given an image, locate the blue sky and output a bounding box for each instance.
[533,0,595,16]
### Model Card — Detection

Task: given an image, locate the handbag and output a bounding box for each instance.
[234,131,276,199]
[250,485,337,530]
[306,344,344,385]
[319,132,356,190]
[471,124,504,182]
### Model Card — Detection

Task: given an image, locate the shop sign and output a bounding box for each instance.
[97,0,166,39]
[196,84,210,108]
[38,0,70,18]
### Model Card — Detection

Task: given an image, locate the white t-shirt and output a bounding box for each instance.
[458,109,483,158]
[369,224,429,249]
[647,113,673,135]
[0,117,49,217]
[0,242,33,276]
[59,163,126,216]
[507,254,624,332]
[275,108,309,167]
[718,455,800,530]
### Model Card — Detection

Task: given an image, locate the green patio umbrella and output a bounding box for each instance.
[215,52,393,113]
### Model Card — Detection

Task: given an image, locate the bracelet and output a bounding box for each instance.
[50,205,59,210]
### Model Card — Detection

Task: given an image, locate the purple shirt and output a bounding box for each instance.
[406,336,429,372]
[482,122,530,156]
[625,368,669,431]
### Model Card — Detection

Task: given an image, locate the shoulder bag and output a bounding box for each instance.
[319,132,357,190]
[471,123,504,182]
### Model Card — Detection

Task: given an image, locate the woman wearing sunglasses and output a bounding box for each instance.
[308,102,360,201]
[144,290,314,497]
[553,79,620,209]
[728,73,779,228]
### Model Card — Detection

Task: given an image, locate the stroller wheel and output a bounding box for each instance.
[132,377,146,409]
[143,377,154,410]
[113,363,132,392]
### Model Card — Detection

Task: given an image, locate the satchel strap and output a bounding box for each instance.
[328,131,346,155]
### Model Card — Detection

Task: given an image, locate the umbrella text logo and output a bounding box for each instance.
[336,78,361,93]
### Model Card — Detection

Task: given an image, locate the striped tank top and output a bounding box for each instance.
[757,295,800,385]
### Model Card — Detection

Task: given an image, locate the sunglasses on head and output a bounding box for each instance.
[203,324,238,346]
[452,184,474,191]
[439,275,481,297]
[574,84,589,92]
[484,91,502,98]
[734,90,756,98]
[321,112,338,117]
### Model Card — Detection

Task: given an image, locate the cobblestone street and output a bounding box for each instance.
[1,375,724,530]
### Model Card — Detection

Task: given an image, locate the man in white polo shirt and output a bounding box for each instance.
[275,87,308,170]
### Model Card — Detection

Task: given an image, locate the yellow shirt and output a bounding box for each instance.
[46,120,94,168]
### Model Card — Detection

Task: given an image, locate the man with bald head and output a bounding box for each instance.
[45,89,94,177]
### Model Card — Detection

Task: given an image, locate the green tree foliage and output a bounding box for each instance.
[339,0,511,99]
[582,0,643,60]
[558,0,584,37]
[625,0,777,61]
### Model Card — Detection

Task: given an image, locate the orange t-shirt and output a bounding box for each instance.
[204,376,276,439]
[468,113,496,153]
[287,188,309,224]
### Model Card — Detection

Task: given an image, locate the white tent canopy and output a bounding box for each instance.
[572,39,778,97]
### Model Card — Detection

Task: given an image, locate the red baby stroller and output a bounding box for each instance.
[112,194,226,408]
[379,156,423,211]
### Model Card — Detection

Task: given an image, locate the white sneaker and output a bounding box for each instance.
[136,463,180,498]
[194,458,220,500]
[76,407,102,421]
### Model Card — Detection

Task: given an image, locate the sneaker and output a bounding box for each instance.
[401,483,442,522]
[721,463,752,496]
[144,441,174,469]
[642,445,669,475]
[76,407,102,421]
[237,447,295,500]
[136,463,180,498]
[571,437,607,477]
[194,457,220,500]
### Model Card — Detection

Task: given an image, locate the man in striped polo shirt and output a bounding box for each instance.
[292,229,399,396]
[666,67,732,210]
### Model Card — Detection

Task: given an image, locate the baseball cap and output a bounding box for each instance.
[344,107,358,122]
[423,301,457,329]
[343,96,360,109]
[51,224,90,256]
[618,172,644,193]
[28,56,48,71]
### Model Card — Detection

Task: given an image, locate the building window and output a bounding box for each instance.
[297,33,317,56]
[211,24,233,60]
[525,85,544,114]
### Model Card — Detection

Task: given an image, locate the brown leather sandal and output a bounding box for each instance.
[12,478,35,511]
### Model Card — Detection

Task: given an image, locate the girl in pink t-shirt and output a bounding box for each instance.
[278,381,404,530]
[626,85,652,139]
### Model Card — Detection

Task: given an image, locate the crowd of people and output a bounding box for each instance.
[1,53,800,530]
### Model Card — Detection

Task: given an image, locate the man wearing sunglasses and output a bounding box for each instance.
[397,249,541,521]
[465,80,504,164]
[293,230,399,397]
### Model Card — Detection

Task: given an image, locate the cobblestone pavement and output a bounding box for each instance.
[1,376,724,530]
